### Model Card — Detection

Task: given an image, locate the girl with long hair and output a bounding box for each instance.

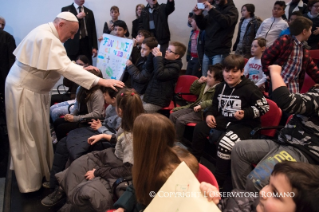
[113,113,199,211]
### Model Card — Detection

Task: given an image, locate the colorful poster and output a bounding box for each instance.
[96,34,134,80]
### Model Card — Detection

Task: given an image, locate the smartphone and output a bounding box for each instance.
[197,3,205,9]
[157,44,161,49]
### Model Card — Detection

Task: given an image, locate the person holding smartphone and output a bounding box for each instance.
[193,0,238,76]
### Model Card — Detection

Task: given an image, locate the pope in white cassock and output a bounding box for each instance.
[5,12,124,193]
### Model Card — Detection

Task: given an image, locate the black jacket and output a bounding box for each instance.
[132,18,139,38]
[0,30,16,94]
[138,0,175,45]
[126,56,152,95]
[122,46,142,88]
[233,16,262,58]
[143,56,182,107]
[62,4,98,55]
[206,76,269,130]
[195,0,238,57]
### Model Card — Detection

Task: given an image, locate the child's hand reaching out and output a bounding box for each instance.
[89,119,102,131]
[152,47,162,57]
[85,169,96,180]
[64,114,74,122]
[126,60,133,67]
[87,134,104,145]
[194,105,202,112]
[268,65,282,76]
[234,110,244,120]
[200,182,220,205]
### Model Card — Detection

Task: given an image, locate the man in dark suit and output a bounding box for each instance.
[138,0,175,55]
[62,0,98,65]
[0,17,16,96]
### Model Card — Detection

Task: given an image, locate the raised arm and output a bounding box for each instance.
[165,0,175,16]
[270,65,319,116]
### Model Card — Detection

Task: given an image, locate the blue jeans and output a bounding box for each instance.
[202,53,228,76]
[186,57,201,78]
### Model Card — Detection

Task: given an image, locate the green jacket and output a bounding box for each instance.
[172,80,218,117]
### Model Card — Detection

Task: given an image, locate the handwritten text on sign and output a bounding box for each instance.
[96,34,133,80]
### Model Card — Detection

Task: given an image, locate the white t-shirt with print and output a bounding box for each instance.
[244,57,267,87]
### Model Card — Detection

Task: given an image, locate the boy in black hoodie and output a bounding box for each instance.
[191,54,269,188]
[142,41,185,113]
[125,37,158,95]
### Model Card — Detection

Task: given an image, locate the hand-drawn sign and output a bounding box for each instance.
[96,34,134,80]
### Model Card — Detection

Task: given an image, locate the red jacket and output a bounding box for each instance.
[261,35,319,87]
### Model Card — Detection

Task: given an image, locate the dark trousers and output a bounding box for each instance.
[192,121,253,187]
[53,118,81,141]
[68,36,92,65]
[160,43,169,57]
[50,137,69,188]
[191,121,212,161]
[169,108,202,142]
[49,132,114,188]
[186,57,201,78]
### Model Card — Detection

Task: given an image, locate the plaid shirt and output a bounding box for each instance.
[262,35,319,91]
[281,36,303,93]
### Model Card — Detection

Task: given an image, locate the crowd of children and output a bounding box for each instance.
[39,0,319,211]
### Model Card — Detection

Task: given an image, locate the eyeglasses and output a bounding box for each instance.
[166,48,177,54]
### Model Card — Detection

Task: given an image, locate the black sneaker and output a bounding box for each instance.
[42,181,50,189]
[41,187,65,206]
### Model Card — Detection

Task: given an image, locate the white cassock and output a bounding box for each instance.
[5,22,99,193]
